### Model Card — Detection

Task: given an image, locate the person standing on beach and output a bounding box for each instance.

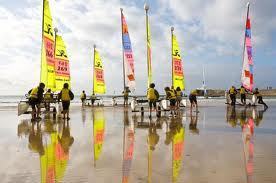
[147,83,159,118]
[165,87,177,116]
[58,83,74,120]
[28,82,45,121]
[229,86,237,106]
[90,92,96,106]
[122,87,131,106]
[189,89,198,114]
[80,90,86,106]
[44,89,53,111]
[176,87,183,109]
[253,88,268,110]
[239,86,247,105]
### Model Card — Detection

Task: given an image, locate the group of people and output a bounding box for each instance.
[228,85,268,109]
[146,83,198,117]
[80,91,97,107]
[28,82,74,121]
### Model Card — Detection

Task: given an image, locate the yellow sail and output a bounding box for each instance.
[41,0,56,90]
[93,108,105,162]
[54,35,71,91]
[172,34,185,90]
[146,16,152,87]
[93,49,106,94]
[172,127,185,182]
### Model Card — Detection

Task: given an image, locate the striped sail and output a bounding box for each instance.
[241,3,253,91]
[121,12,135,89]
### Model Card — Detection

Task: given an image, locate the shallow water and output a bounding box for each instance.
[0,100,276,183]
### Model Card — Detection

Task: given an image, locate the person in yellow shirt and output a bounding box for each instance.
[28,83,45,120]
[90,92,97,106]
[44,89,53,111]
[189,89,198,114]
[239,86,247,105]
[80,90,86,106]
[58,83,74,120]
[228,86,237,106]
[165,87,177,117]
[147,83,159,118]
[122,87,131,106]
[175,87,183,109]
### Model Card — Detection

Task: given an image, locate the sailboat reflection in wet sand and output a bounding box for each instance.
[93,108,105,167]
[226,106,267,183]
[17,119,74,183]
[122,109,135,183]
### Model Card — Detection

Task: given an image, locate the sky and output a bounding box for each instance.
[0,0,275,95]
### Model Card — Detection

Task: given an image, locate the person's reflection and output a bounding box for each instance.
[124,108,129,125]
[147,119,160,183]
[81,107,86,124]
[228,106,238,127]
[148,122,160,151]
[58,120,74,155]
[253,107,267,127]
[28,122,44,156]
[240,107,247,127]
[189,114,199,135]
[226,106,267,128]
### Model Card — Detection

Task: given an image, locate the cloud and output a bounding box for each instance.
[0,0,275,95]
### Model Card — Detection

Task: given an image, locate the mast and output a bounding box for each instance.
[144,3,151,87]
[40,0,45,82]
[171,27,174,87]
[241,2,250,86]
[120,8,126,91]
[93,45,96,95]
[53,27,58,90]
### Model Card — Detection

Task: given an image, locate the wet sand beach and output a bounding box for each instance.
[0,100,276,183]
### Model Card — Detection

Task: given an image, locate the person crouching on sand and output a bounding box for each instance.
[58,83,74,120]
[28,82,45,121]
[189,89,198,114]
[147,83,159,118]
[253,88,268,110]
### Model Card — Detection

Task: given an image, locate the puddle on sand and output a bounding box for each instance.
[0,102,276,182]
